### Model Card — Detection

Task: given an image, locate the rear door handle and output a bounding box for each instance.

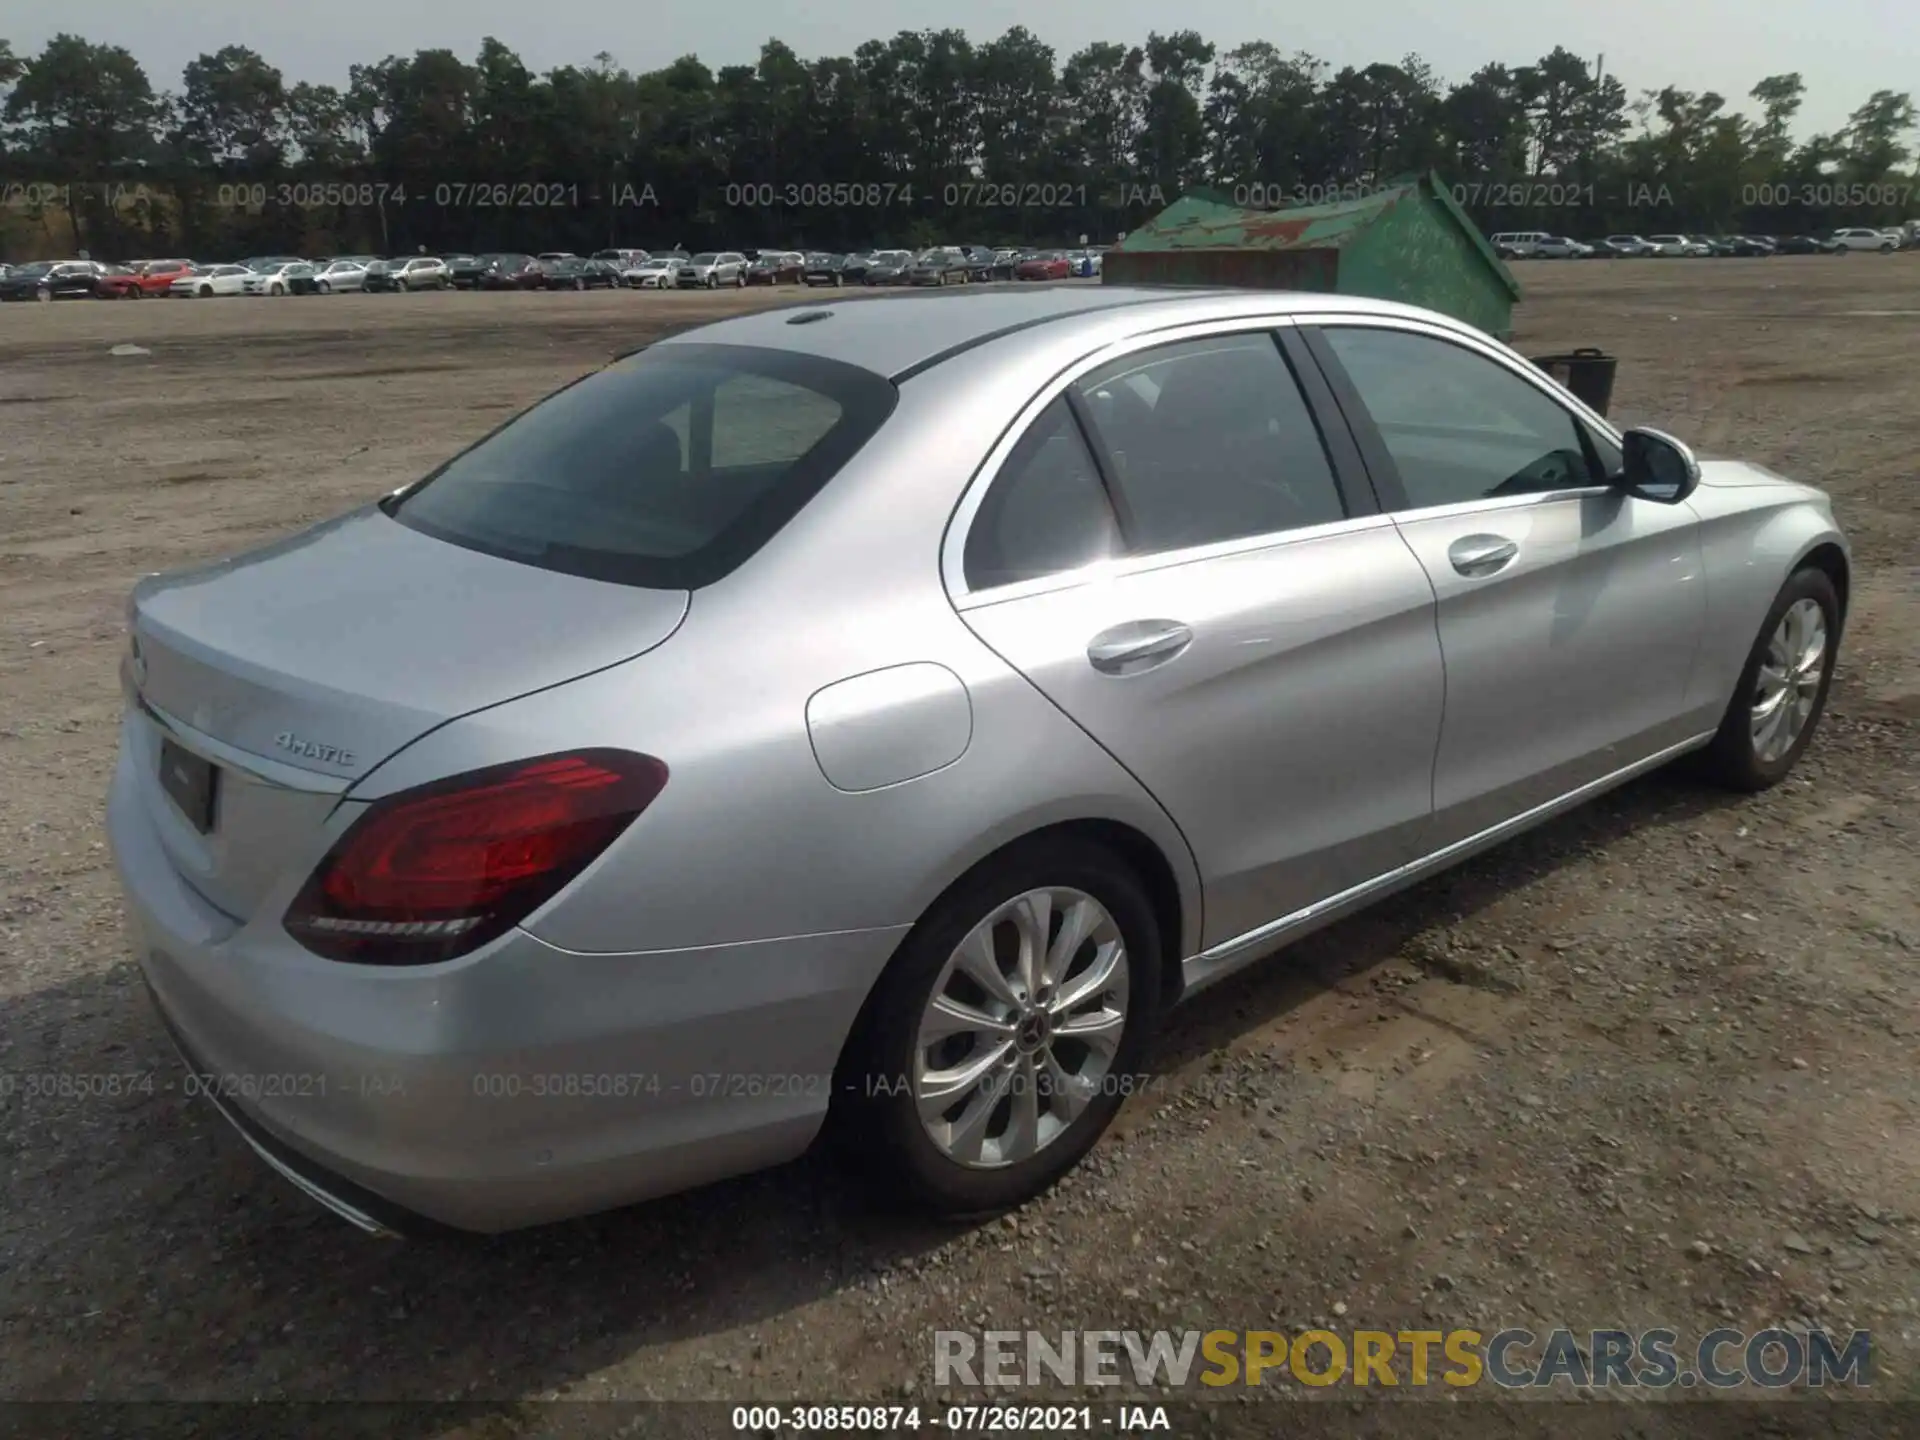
[1087,620,1193,676]
[1448,534,1518,577]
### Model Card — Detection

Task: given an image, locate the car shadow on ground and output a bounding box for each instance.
[9,765,1739,1426]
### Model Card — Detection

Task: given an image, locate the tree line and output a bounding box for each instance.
[0,30,1914,261]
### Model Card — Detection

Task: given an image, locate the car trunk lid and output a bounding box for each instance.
[126,505,689,919]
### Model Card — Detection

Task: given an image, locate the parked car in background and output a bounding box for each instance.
[283,264,328,295]
[91,264,154,298]
[170,263,253,297]
[242,261,311,296]
[1530,236,1593,258]
[368,257,450,291]
[624,257,679,289]
[310,259,370,292]
[592,248,649,268]
[747,252,805,285]
[988,247,1023,279]
[957,246,997,283]
[1595,235,1654,257]
[1067,249,1105,277]
[858,250,915,285]
[1830,227,1898,253]
[537,252,577,262]
[107,286,1851,1234]
[478,255,546,290]
[675,252,748,288]
[1489,231,1550,258]
[100,259,195,296]
[541,257,624,290]
[1015,250,1073,281]
[1876,228,1907,250]
[801,253,849,286]
[1768,234,1826,255]
[909,248,970,286]
[1645,234,1711,257]
[446,254,502,288]
[0,260,105,301]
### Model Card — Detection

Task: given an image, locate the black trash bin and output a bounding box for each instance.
[1531,347,1617,416]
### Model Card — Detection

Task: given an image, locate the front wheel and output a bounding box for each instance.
[736,271,746,287]
[1695,567,1840,792]
[832,835,1163,1214]
[35,287,52,303]
[316,280,331,294]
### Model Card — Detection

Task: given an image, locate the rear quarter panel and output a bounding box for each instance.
[348,381,1203,959]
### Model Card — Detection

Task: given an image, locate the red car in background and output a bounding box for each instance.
[1014,250,1072,281]
[94,259,195,297]
[135,260,196,294]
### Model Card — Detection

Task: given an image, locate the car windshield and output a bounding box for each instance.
[689,253,719,265]
[12,262,55,277]
[390,343,899,589]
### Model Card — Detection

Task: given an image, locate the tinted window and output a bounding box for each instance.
[1320,327,1598,509]
[965,399,1121,589]
[391,343,897,589]
[1077,333,1346,554]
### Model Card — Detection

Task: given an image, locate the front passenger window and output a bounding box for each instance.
[1320,326,1600,510]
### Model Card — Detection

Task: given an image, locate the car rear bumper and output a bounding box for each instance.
[107,738,907,1233]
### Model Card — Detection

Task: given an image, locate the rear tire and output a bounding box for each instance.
[832,835,1163,1215]
[1695,566,1840,792]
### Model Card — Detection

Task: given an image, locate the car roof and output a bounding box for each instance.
[650,286,1450,383]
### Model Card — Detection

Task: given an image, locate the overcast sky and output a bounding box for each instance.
[8,0,1914,139]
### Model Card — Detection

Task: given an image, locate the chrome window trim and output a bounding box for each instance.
[945,312,1355,608]
[955,512,1399,613]
[1296,310,1624,447]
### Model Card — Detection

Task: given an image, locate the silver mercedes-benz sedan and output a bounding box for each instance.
[110,287,1849,1235]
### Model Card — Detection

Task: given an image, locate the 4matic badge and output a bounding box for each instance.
[276,731,356,767]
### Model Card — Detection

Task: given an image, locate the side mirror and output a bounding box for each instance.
[1619,427,1701,504]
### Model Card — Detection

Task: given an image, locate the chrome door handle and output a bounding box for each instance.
[1087,620,1193,675]
[1448,534,1518,577]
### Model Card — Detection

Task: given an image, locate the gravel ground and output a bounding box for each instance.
[0,264,1915,1430]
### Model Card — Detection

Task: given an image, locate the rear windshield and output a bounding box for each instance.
[388,343,898,588]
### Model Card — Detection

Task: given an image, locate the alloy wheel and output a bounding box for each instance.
[913,887,1129,1169]
[1751,597,1827,763]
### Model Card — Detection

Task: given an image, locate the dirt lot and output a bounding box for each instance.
[1,263,1916,1428]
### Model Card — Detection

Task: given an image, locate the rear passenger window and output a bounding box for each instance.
[1077,333,1346,555]
[965,399,1121,589]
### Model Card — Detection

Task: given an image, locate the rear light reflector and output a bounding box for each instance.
[284,749,667,964]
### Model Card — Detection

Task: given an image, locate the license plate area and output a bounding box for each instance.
[159,736,218,834]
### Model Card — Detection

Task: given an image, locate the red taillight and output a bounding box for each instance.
[284,749,667,964]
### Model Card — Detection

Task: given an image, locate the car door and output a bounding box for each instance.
[1300,318,1707,848]
[951,324,1446,952]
